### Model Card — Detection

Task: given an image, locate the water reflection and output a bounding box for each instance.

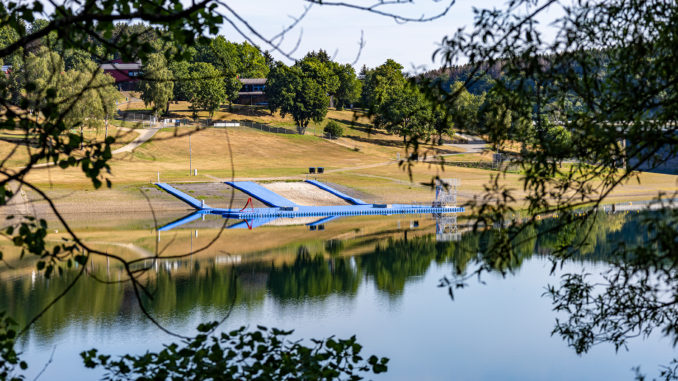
[0,211,635,335]
[0,210,673,380]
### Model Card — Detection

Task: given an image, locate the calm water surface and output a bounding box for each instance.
[0,213,673,380]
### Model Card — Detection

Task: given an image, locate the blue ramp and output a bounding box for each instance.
[155,183,205,209]
[305,180,367,205]
[225,181,298,208]
[307,215,340,226]
[158,212,204,231]
[228,217,279,229]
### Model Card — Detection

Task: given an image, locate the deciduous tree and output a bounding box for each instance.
[186,62,226,118]
[140,53,174,117]
[334,63,361,110]
[266,62,329,134]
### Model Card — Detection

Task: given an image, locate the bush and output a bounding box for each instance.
[82,322,389,380]
[324,120,344,139]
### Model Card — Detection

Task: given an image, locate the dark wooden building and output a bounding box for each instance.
[237,78,267,105]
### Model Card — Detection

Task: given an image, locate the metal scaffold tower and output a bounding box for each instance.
[436,215,460,242]
[433,178,459,207]
[434,178,461,242]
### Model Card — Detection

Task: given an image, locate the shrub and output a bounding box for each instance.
[324,120,344,139]
[82,323,389,380]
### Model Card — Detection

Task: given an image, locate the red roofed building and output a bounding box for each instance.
[100,60,142,90]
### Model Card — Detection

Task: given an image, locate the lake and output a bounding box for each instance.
[0,212,674,380]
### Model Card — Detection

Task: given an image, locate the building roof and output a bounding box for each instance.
[100,62,142,71]
[240,78,266,85]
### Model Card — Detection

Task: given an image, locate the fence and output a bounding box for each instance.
[221,119,297,134]
[444,160,520,172]
[116,111,318,136]
[115,111,193,128]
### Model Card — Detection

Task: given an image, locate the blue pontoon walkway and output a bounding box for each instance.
[154,182,464,231]
[156,182,207,209]
[225,181,298,208]
[305,180,367,205]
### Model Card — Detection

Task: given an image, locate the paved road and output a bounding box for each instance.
[447,142,486,154]
[445,134,487,155]
[112,127,161,154]
[26,126,159,170]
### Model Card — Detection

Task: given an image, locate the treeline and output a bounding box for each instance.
[266,50,361,133]
[1,19,600,150]
[2,20,492,142]
[0,21,274,121]
[154,35,273,117]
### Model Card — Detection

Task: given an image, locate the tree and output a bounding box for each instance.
[59,60,119,130]
[266,61,330,134]
[21,47,65,109]
[298,52,340,96]
[360,59,407,130]
[140,53,174,117]
[108,23,161,61]
[324,120,344,138]
[334,63,361,110]
[1,312,26,381]
[0,24,20,66]
[63,48,93,71]
[28,19,59,51]
[265,61,288,115]
[169,60,191,101]
[378,84,434,143]
[194,37,269,110]
[83,322,387,380]
[236,41,269,78]
[429,1,678,378]
[186,62,227,119]
[358,59,438,142]
[0,0,459,378]
[447,81,484,135]
[196,36,240,108]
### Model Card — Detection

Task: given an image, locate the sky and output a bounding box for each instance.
[219,0,564,72]
[218,0,507,71]
[34,0,562,72]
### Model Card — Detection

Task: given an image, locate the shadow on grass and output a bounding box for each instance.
[328,117,384,136]
[229,105,272,117]
[344,135,404,148]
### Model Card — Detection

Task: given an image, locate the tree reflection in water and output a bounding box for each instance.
[2,210,677,377]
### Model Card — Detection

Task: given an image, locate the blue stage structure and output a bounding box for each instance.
[225,181,298,207]
[304,180,367,205]
[155,181,464,231]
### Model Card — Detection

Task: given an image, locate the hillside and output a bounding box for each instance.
[1,101,676,218]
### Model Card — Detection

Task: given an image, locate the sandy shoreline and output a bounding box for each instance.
[0,181,374,222]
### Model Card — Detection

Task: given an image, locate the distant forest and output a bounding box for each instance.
[423,49,611,95]
[421,63,504,95]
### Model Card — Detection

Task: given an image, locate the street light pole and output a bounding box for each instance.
[189,134,192,176]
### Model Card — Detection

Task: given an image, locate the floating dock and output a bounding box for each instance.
[304,180,367,205]
[156,181,464,231]
[225,181,299,208]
